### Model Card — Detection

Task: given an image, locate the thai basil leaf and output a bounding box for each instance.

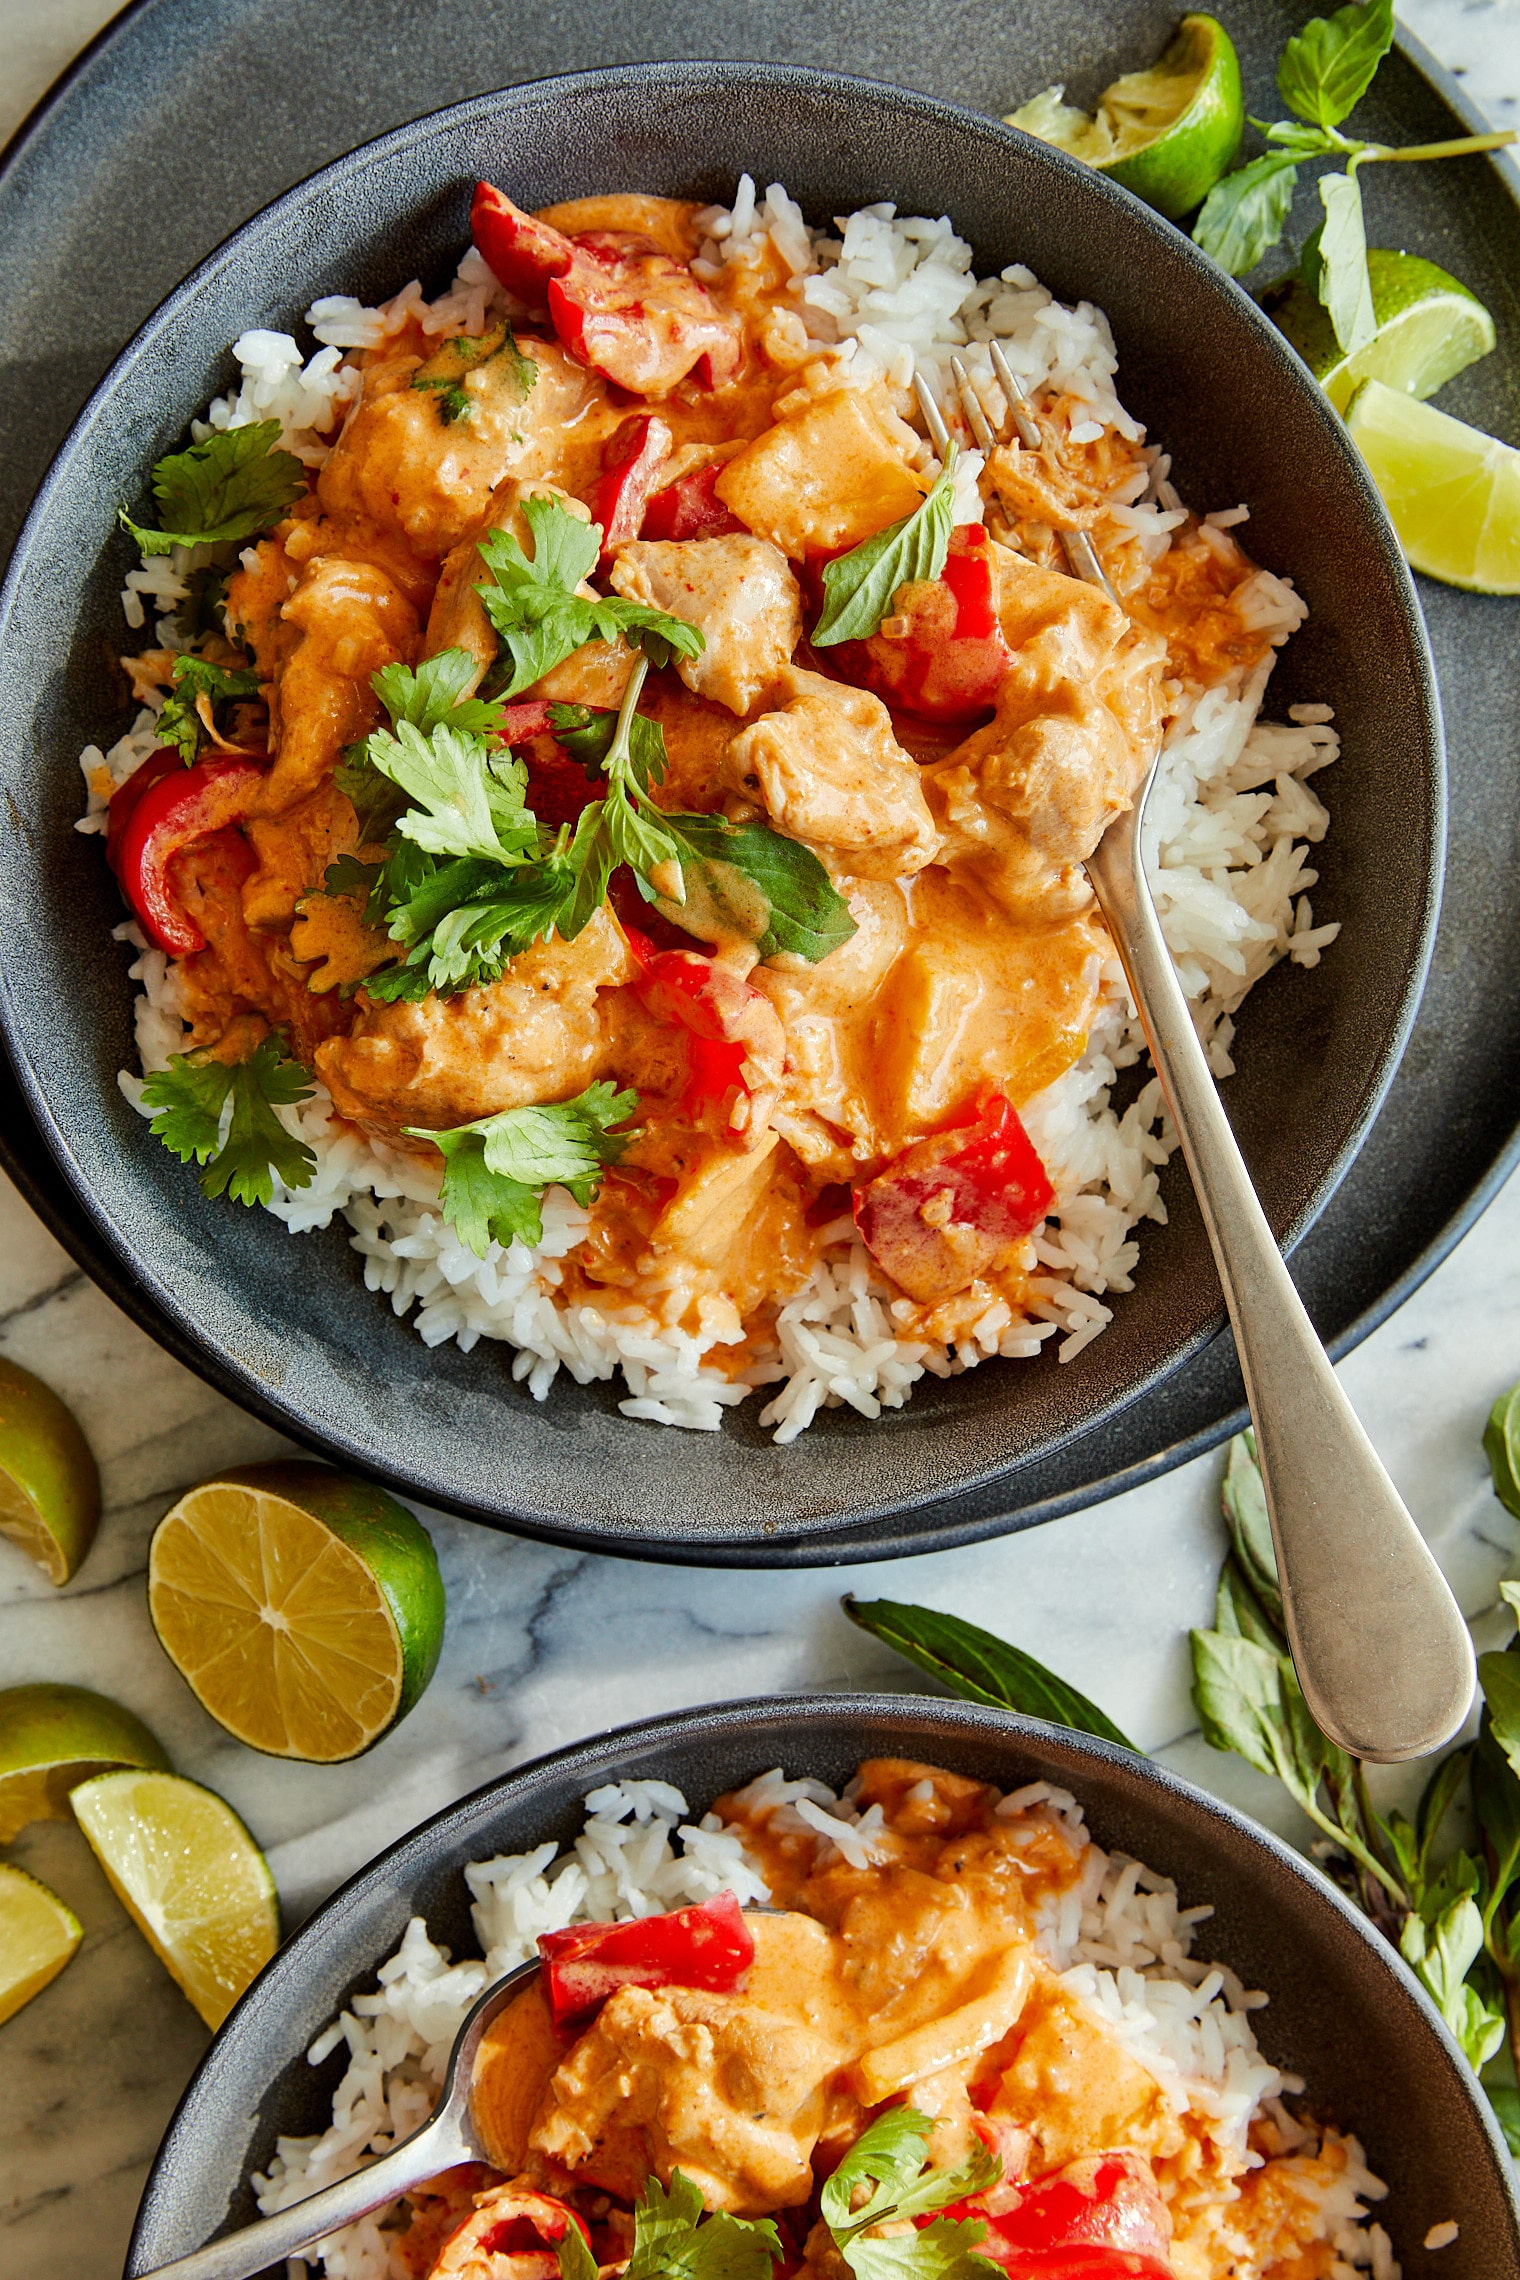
[1220,1431,1284,1632]
[1192,152,1300,276]
[1485,1383,1520,1520]
[1316,170,1376,352]
[812,451,958,647]
[655,813,857,964]
[844,1597,1137,1751]
[1479,1649,1520,1781]
[1278,0,1395,129]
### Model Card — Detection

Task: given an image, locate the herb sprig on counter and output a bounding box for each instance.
[120,421,307,556]
[141,1037,316,1206]
[849,1402,1520,2154]
[1192,0,1515,350]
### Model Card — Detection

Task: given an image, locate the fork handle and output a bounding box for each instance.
[1086,798,1473,1763]
[132,2111,471,2280]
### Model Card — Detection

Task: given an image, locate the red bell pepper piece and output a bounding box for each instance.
[432,2185,592,2280]
[641,461,747,543]
[471,182,742,396]
[593,415,674,562]
[931,2151,1172,2280]
[632,948,786,1113]
[105,747,183,871]
[825,523,1011,725]
[111,756,264,955]
[854,1089,1054,1305]
[494,700,555,746]
[537,1890,754,2033]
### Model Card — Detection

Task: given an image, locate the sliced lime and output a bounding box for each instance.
[70,1768,279,2030]
[148,1461,445,1762]
[0,1356,100,1586]
[1346,377,1520,594]
[1264,250,1496,414]
[1008,16,1244,222]
[0,1682,171,1844]
[0,1863,83,2025]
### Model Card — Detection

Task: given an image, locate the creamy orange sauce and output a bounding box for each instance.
[174,190,1276,1343]
[443,1758,1372,2280]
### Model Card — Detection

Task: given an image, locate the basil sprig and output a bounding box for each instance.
[812,448,958,648]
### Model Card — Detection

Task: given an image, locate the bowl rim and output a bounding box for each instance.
[125,1689,1518,2273]
[0,60,1445,1555]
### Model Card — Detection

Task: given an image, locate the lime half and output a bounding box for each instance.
[1008,16,1244,222]
[0,1682,171,1844]
[148,1461,445,1762]
[1347,377,1520,594]
[0,1863,83,2026]
[70,1767,279,2029]
[0,1357,100,1586]
[1264,250,1496,414]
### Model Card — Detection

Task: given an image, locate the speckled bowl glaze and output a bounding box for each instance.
[0,64,1442,1556]
[125,1696,1517,2279]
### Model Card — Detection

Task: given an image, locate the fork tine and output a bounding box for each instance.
[987,341,1044,452]
[949,356,997,453]
[913,367,952,458]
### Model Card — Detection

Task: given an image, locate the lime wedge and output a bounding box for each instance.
[70,1768,279,2029]
[147,1461,445,1762]
[1263,250,1496,414]
[0,1357,101,1586]
[1008,15,1244,222]
[1346,377,1520,594]
[0,1862,83,2025]
[0,1682,171,1844]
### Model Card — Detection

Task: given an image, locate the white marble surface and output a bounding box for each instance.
[3,2,1520,2277]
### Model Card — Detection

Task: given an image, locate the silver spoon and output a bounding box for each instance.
[915,361,1474,1763]
[134,1958,541,2280]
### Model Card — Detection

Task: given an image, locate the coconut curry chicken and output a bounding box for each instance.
[390,1760,1376,2280]
[107,182,1279,1356]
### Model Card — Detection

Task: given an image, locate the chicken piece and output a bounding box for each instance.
[723,668,938,880]
[258,556,419,817]
[715,388,925,558]
[922,550,1165,919]
[319,331,603,564]
[242,778,359,933]
[530,1915,852,2216]
[609,536,801,715]
[988,1974,1185,2174]
[538,194,704,262]
[316,907,633,1138]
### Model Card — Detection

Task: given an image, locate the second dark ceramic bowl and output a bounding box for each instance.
[0,64,1442,1554]
[126,1696,1516,2277]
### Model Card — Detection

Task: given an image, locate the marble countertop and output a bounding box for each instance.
[4,2,1520,2275]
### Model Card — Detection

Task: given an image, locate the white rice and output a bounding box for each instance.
[91,182,1341,1441]
[252,1773,1394,2280]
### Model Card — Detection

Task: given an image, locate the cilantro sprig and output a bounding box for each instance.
[141,1037,316,1206]
[820,2109,1002,2280]
[557,2171,781,2280]
[811,451,958,648]
[154,655,264,765]
[410,1081,641,1256]
[328,649,855,1001]
[473,495,706,697]
[1192,0,1515,351]
[120,420,307,556]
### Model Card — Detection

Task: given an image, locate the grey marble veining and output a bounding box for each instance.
[3,2,1520,2276]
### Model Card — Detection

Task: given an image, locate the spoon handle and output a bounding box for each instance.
[133,2111,470,2280]
[1086,784,1473,1763]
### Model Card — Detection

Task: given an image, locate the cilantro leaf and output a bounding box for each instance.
[474,495,704,698]
[153,655,263,765]
[821,2111,999,2241]
[120,421,306,556]
[1315,169,1376,353]
[625,2171,782,2280]
[408,1080,640,1256]
[371,650,520,739]
[334,747,408,846]
[1192,151,1301,276]
[843,2221,999,2280]
[1278,0,1394,129]
[141,1038,316,1207]
[362,720,540,864]
[812,451,958,648]
[556,2225,599,2280]
[412,325,539,426]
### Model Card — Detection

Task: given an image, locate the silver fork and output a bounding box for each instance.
[913,354,1474,1763]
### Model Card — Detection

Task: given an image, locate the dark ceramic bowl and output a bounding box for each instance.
[126,1695,1515,2277]
[0,64,1442,1558]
